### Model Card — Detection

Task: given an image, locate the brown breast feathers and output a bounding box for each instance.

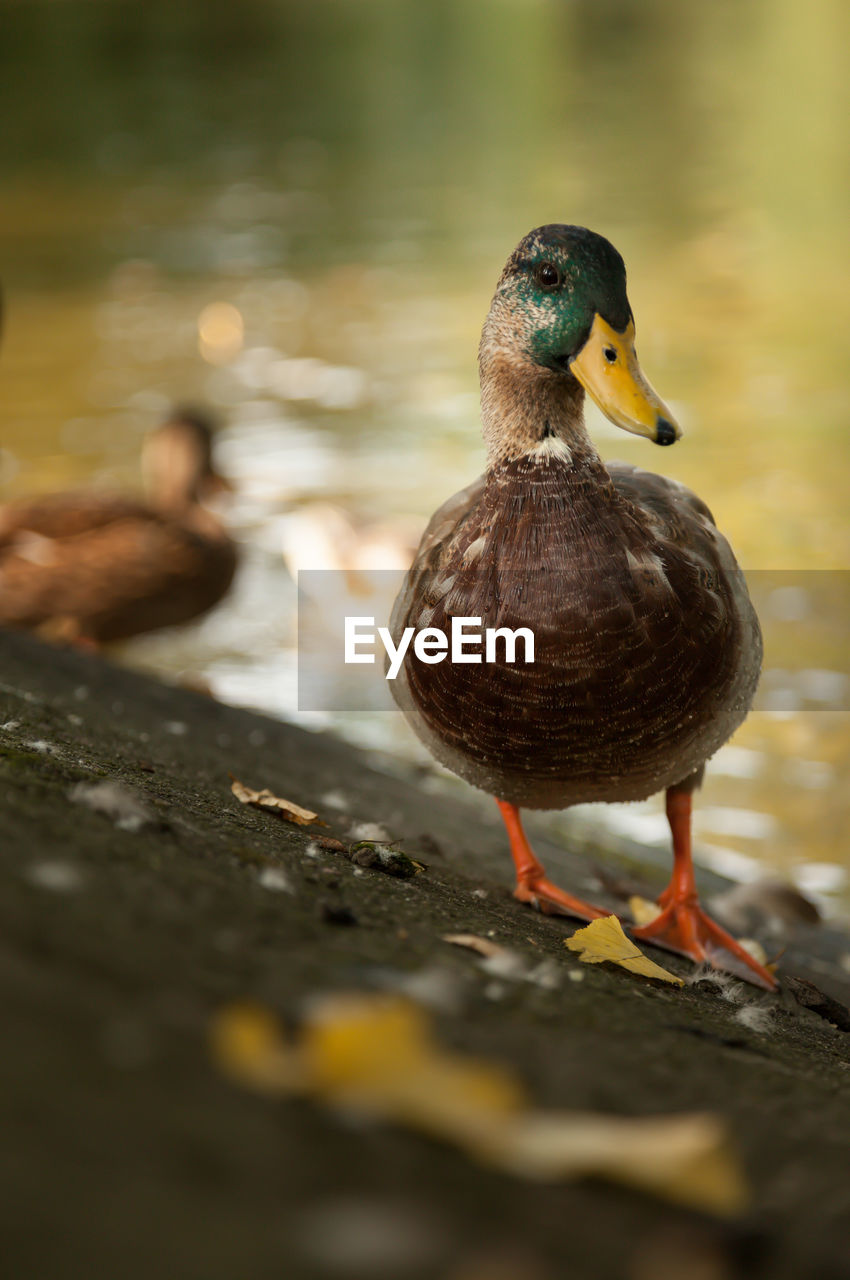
[391,449,761,808]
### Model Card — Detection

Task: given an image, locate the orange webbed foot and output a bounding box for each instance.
[631,898,777,990]
[514,874,609,921]
[625,784,780,991]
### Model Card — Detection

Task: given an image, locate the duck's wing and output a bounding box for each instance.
[0,492,153,549]
[608,462,730,565]
[0,514,236,643]
[609,457,762,699]
[412,474,488,564]
[390,474,487,631]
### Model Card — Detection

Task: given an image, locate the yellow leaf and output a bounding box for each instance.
[738,937,769,966]
[483,1111,748,1216]
[628,895,663,927]
[301,994,524,1125]
[212,993,524,1130]
[565,915,684,986]
[211,1002,306,1092]
[230,776,322,825]
[209,993,747,1215]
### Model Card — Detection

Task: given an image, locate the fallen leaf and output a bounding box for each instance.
[565,916,684,986]
[442,933,506,960]
[230,777,323,826]
[442,934,548,984]
[210,994,747,1215]
[628,895,662,927]
[480,1111,747,1214]
[314,836,348,853]
[736,937,769,967]
[210,1002,305,1093]
[213,995,521,1126]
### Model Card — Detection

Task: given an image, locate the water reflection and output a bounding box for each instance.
[0,0,847,909]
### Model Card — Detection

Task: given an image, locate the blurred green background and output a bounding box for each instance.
[1,0,848,906]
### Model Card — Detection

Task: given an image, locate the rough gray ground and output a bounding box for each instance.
[0,629,848,1280]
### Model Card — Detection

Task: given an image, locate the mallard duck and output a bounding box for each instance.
[390,224,776,990]
[0,409,237,646]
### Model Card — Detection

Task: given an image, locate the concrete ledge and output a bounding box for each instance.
[1,630,848,1280]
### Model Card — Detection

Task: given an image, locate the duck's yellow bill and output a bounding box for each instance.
[569,314,681,446]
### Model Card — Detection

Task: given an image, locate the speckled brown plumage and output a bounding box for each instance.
[391,437,760,808]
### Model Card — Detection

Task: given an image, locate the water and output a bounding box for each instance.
[1,0,848,910]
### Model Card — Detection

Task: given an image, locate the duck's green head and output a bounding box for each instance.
[486,224,680,445]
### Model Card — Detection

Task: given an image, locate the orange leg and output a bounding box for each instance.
[496,799,607,921]
[631,788,778,990]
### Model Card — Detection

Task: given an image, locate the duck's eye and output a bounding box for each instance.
[604,346,617,363]
[534,262,561,291]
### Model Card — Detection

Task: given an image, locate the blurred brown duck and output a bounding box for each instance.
[390,225,776,990]
[0,409,237,646]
